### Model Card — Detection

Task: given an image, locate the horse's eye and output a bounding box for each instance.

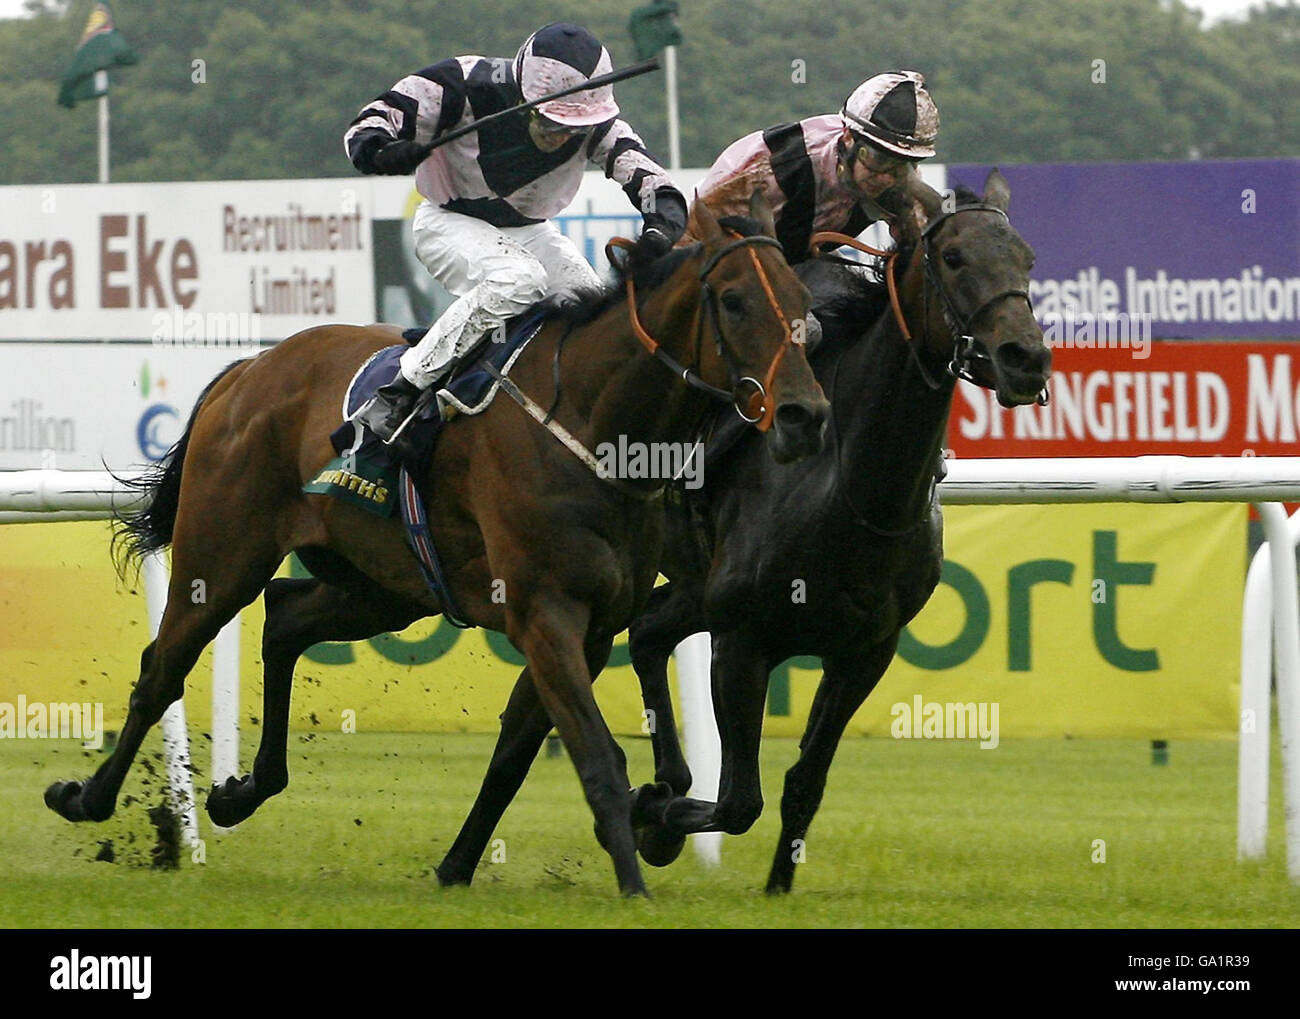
[943,249,964,269]
[721,292,745,313]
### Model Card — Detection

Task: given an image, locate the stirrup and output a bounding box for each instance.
[386,392,432,447]
[351,374,418,441]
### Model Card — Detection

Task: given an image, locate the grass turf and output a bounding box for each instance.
[1,730,1296,928]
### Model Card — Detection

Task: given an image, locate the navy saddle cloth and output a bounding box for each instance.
[330,308,550,472]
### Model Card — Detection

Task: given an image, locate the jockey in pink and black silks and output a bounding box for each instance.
[688,71,940,260]
[683,71,939,354]
[345,22,687,443]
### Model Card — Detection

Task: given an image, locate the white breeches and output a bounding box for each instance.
[398,200,602,387]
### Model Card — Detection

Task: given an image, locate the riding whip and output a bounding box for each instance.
[411,57,662,159]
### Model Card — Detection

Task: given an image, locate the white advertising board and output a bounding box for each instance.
[0,178,376,341]
[0,343,248,471]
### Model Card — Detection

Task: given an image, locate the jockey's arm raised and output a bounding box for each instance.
[344,58,467,176]
[585,120,687,242]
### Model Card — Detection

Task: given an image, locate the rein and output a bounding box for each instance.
[808,230,948,391]
[808,230,910,338]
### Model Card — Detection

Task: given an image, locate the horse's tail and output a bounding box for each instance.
[111,359,247,577]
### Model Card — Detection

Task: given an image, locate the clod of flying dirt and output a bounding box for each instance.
[147,804,181,870]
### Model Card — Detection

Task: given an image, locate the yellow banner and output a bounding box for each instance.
[0,504,1243,740]
[770,502,1245,740]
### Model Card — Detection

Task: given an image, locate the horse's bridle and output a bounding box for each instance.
[811,203,1046,405]
[920,204,1042,401]
[607,232,796,431]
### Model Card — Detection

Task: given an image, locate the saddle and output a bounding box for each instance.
[314,308,551,503]
[301,309,551,627]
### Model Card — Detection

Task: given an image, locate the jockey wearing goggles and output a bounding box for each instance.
[684,71,938,353]
[688,70,939,259]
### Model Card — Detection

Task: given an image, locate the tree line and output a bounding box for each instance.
[1,0,1296,185]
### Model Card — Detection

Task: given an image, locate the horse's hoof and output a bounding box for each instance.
[44,780,87,821]
[765,861,796,895]
[635,823,687,868]
[663,796,719,833]
[629,781,675,827]
[205,775,259,828]
[434,862,473,888]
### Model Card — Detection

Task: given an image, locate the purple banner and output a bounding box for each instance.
[948,160,1300,339]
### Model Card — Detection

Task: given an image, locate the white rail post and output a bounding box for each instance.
[675,632,722,865]
[211,618,240,789]
[143,552,200,848]
[1238,507,1300,861]
[1238,543,1274,859]
[1255,504,1300,880]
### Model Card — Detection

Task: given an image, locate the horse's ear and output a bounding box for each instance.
[688,195,724,243]
[889,177,943,244]
[983,167,1011,213]
[748,187,777,239]
[910,178,946,223]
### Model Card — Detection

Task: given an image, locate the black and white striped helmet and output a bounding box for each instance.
[841,71,940,159]
[514,23,619,127]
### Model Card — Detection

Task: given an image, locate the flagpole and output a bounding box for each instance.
[664,44,680,171]
[96,69,109,183]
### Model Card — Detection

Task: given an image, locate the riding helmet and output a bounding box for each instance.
[514,23,620,127]
[841,71,940,158]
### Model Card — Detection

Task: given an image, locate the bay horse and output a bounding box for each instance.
[43,194,829,898]
[625,170,1053,892]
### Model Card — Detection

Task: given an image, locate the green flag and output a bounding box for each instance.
[57,2,137,109]
[629,1,683,61]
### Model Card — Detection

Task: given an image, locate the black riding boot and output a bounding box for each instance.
[355,372,422,442]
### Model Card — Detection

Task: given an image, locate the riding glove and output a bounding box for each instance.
[368,138,430,176]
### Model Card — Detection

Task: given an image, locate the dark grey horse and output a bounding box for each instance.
[626,170,1053,892]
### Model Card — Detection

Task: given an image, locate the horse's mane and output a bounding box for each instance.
[540,215,773,327]
[800,235,921,350]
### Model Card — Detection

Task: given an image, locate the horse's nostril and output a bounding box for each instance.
[996,341,1051,376]
[775,402,825,434]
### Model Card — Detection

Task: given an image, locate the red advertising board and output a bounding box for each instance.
[948,341,1300,458]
